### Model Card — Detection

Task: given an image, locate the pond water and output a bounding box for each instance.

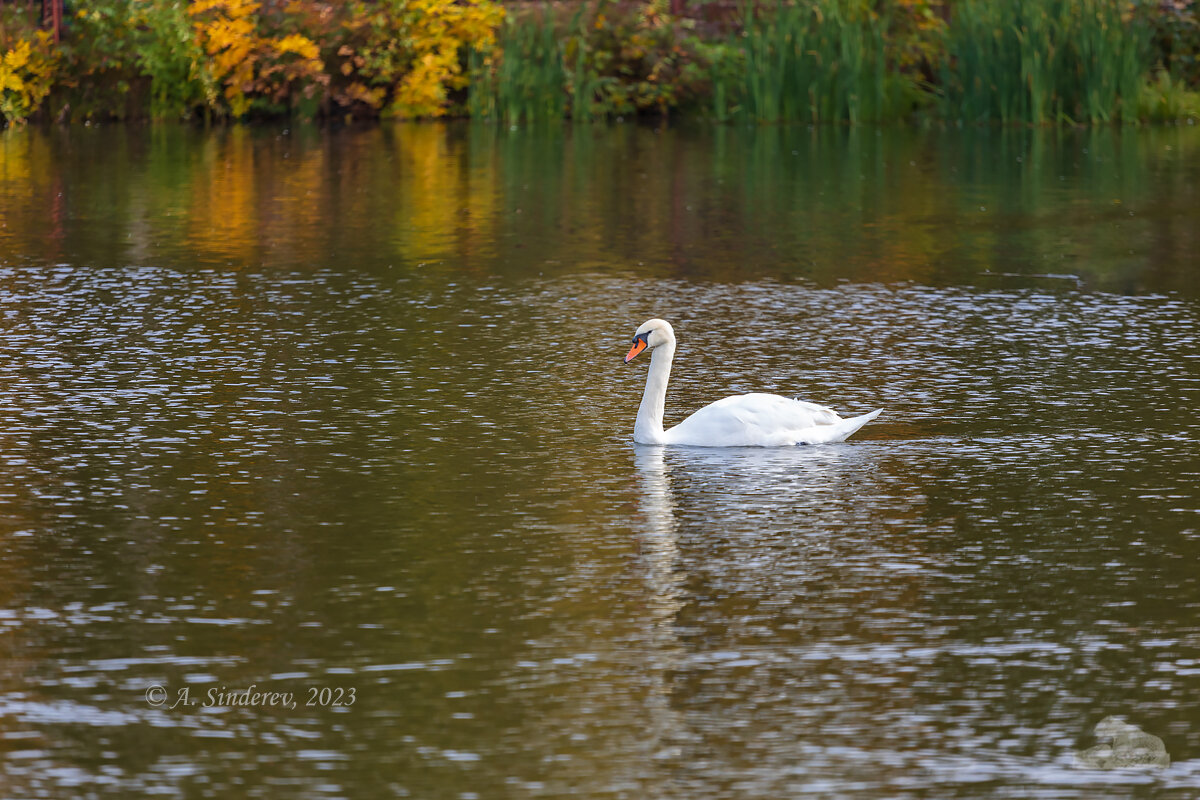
[0,121,1198,798]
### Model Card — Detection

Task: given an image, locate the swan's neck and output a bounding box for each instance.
[635,343,674,445]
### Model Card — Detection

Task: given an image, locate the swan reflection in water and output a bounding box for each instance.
[637,440,882,525]
[631,439,884,622]
[631,444,687,760]
[629,441,886,763]
[630,440,958,786]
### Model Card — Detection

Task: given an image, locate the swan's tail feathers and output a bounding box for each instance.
[807,408,882,444]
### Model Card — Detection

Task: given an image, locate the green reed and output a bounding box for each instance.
[565,5,602,123]
[732,0,901,124]
[469,8,605,123]
[941,0,1148,124]
[466,47,496,120]
[469,12,566,124]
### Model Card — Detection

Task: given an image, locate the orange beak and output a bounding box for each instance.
[624,337,648,363]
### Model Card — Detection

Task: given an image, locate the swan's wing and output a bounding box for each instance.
[666,393,853,446]
[790,397,842,425]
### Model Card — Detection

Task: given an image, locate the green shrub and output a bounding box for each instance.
[135,1,208,119]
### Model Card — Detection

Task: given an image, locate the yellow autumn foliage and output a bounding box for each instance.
[275,33,321,61]
[189,0,325,117]
[0,33,58,123]
[189,0,258,115]
[389,0,505,118]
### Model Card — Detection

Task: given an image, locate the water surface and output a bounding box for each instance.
[1,122,1199,798]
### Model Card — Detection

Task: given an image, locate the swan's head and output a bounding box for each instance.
[624,318,675,363]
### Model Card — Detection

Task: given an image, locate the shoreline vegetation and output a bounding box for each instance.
[1,0,1199,127]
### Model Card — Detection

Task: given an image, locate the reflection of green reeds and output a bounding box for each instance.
[941,0,1148,124]
[738,0,900,124]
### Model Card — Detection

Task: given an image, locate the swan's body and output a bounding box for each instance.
[625,318,881,447]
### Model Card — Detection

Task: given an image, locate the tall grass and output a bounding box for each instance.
[468,8,604,124]
[469,12,565,124]
[466,47,497,120]
[473,0,1160,126]
[726,0,907,124]
[565,7,604,125]
[500,12,566,123]
[941,0,1149,124]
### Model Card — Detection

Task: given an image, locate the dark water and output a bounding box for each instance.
[1,122,1199,798]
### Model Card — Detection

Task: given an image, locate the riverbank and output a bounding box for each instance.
[2,0,1199,126]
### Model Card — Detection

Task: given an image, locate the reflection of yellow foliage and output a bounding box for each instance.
[395,126,460,259]
[262,138,326,263]
[188,128,258,262]
[0,33,58,123]
[390,0,505,118]
[0,129,50,260]
[0,129,31,188]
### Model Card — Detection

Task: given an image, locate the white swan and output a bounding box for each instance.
[624,318,882,447]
